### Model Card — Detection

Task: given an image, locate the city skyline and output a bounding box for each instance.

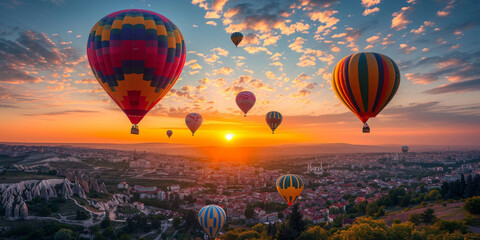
[0,0,479,146]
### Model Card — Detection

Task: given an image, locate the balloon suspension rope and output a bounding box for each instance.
[244,114,246,117]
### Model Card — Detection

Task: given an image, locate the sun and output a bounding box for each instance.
[225,134,234,141]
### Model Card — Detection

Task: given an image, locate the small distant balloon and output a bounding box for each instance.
[231,32,243,47]
[332,52,400,133]
[198,205,226,239]
[266,111,282,134]
[185,113,203,136]
[402,146,409,153]
[236,91,256,117]
[166,130,173,139]
[276,174,304,206]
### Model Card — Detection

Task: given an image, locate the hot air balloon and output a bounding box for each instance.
[87,9,186,135]
[236,91,256,117]
[198,205,226,239]
[186,113,203,136]
[363,123,370,133]
[166,130,173,139]
[276,174,304,206]
[332,52,400,133]
[266,111,282,134]
[230,32,243,47]
[401,146,409,153]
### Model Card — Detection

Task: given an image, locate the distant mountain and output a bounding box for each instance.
[2,142,478,158]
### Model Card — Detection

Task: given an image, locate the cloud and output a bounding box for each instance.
[0,30,82,83]
[211,47,229,57]
[22,110,98,116]
[290,89,312,98]
[366,35,380,43]
[363,7,379,16]
[205,11,221,19]
[206,21,217,26]
[309,10,339,34]
[288,37,305,53]
[213,67,233,75]
[391,6,411,30]
[361,0,381,8]
[424,78,480,94]
[399,44,417,54]
[437,0,455,17]
[244,46,272,55]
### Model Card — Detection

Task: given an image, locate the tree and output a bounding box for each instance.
[408,213,421,226]
[54,228,73,240]
[276,223,296,240]
[287,203,306,234]
[461,174,466,197]
[366,202,379,216]
[465,196,480,214]
[420,208,436,225]
[466,175,475,198]
[297,226,328,240]
[173,216,181,228]
[237,230,260,240]
[245,205,254,219]
[252,223,267,234]
[100,217,111,228]
[76,210,89,220]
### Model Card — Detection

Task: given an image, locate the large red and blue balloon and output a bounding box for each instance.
[87,9,186,134]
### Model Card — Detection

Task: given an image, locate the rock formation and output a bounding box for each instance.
[0,178,86,220]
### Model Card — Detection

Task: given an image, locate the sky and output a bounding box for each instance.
[0,0,479,147]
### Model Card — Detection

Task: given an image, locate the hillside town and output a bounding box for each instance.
[1,143,480,238]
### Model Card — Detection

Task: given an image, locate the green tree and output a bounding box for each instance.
[54,228,73,240]
[408,213,422,226]
[245,205,255,219]
[465,196,480,214]
[420,208,437,225]
[366,202,379,216]
[173,216,181,228]
[252,223,267,233]
[100,216,111,228]
[287,203,306,234]
[297,226,328,240]
[237,230,260,240]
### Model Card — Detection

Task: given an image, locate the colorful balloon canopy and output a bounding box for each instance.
[332,52,400,131]
[402,146,409,153]
[166,130,173,138]
[198,205,226,239]
[236,91,256,117]
[230,32,243,47]
[276,174,304,206]
[87,9,186,134]
[266,111,283,134]
[185,113,203,136]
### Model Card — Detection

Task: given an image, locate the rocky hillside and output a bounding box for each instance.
[0,178,86,219]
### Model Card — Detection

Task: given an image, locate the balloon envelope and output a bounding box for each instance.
[266,111,283,134]
[236,91,256,117]
[231,32,243,47]
[332,52,400,124]
[166,130,173,138]
[402,146,409,153]
[276,174,304,206]
[185,113,203,136]
[87,9,186,126]
[198,205,226,239]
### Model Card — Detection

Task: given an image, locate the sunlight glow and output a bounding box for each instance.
[225,134,234,141]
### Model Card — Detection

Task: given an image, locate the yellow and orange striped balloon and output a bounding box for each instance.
[332,52,400,125]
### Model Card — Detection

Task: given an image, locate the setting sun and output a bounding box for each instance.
[225,134,234,141]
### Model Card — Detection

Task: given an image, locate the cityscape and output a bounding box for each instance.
[2,143,480,239]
